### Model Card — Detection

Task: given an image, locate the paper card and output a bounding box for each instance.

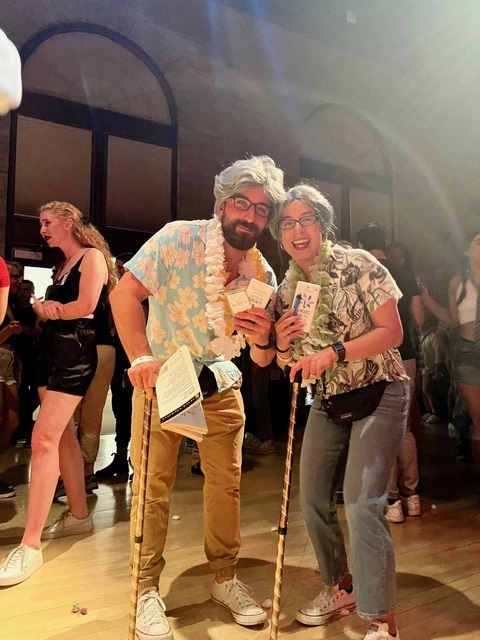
[292,281,321,333]
[227,290,251,314]
[245,278,275,309]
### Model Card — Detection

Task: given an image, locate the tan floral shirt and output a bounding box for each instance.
[277,245,408,397]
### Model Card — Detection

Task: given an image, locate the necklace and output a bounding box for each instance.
[281,239,335,358]
[204,217,268,359]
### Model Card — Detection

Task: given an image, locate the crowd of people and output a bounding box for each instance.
[0,155,479,640]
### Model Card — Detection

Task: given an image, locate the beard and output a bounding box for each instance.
[222,218,262,251]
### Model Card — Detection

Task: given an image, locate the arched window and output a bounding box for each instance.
[299,103,393,243]
[7,23,177,263]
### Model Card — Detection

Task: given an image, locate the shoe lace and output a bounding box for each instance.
[4,544,27,571]
[50,509,70,531]
[365,622,390,639]
[139,591,166,625]
[309,588,339,613]
[225,577,257,608]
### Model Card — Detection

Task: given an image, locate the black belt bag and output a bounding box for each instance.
[322,380,389,426]
[198,365,218,398]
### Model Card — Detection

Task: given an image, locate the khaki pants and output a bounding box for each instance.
[130,385,244,589]
[75,344,116,466]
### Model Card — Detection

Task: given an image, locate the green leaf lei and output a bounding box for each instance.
[284,239,336,358]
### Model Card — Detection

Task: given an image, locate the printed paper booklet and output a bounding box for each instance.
[155,345,208,441]
[292,281,321,333]
[226,278,275,314]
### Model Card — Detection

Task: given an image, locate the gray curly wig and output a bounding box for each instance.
[270,183,336,241]
[213,155,285,226]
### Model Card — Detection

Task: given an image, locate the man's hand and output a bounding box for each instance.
[128,360,162,399]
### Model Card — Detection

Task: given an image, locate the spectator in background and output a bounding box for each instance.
[0,257,9,323]
[96,252,135,479]
[12,279,40,445]
[357,224,424,524]
[0,256,19,498]
[0,201,116,587]
[0,262,23,457]
[419,228,480,477]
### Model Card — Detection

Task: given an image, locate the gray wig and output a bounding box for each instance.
[213,155,285,225]
[270,183,336,241]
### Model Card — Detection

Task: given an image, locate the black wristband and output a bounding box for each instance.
[275,343,290,353]
[330,342,346,363]
[254,333,274,350]
[254,339,274,350]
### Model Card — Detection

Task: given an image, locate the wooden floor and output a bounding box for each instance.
[1,416,480,640]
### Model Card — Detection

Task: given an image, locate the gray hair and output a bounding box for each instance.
[213,155,285,225]
[270,183,336,241]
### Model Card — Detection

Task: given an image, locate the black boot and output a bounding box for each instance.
[96,452,129,478]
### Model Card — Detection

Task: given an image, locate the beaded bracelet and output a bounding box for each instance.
[276,351,292,362]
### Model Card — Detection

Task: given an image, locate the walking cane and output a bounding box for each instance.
[128,395,153,640]
[270,369,303,640]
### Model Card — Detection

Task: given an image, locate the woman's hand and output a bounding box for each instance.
[4,320,22,336]
[128,360,162,399]
[289,348,337,383]
[232,307,273,346]
[274,309,304,351]
[40,299,65,320]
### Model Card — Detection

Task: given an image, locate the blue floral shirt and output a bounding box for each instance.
[125,218,276,392]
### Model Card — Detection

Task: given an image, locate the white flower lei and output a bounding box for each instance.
[204,217,266,360]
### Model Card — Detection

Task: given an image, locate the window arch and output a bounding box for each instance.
[299,103,393,243]
[7,23,177,264]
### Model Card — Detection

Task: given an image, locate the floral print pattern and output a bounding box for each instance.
[277,245,408,397]
[125,219,276,390]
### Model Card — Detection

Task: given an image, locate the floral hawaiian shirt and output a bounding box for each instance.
[125,218,276,392]
[277,245,408,397]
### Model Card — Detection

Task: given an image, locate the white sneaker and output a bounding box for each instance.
[364,621,400,639]
[296,584,356,626]
[386,500,405,524]
[41,509,93,539]
[211,576,267,626]
[401,494,421,517]
[0,544,43,586]
[136,587,173,640]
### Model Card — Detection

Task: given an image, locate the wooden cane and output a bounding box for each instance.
[270,370,302,640]
[128,395,153,640]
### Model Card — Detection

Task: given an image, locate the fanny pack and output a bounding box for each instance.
[198,365,218,398]
[321,380,389,426]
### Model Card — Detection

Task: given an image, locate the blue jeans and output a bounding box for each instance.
[299,380,409,619]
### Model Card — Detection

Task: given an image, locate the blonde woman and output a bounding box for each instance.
[0,202,116,586]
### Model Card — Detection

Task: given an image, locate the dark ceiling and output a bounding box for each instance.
[213,0,480,75]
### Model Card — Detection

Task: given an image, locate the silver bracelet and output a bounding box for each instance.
[130,355,156,368]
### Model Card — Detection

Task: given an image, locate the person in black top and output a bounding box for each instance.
[357,223,424,524]
[0,201,116,587]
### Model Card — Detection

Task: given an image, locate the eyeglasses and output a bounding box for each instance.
[278,213,319,230]
[10,274,22,280]
[229,196,272,219]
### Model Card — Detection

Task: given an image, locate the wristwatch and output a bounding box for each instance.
[330,342,346,363]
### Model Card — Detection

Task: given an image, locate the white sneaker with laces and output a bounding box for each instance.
[0,544,43,586]
[136,587,173,640]
[386,499,405,524]
[42,509,93,539]
[364,621,400,639]
[296,584,356,626]
[211,576,267,626]
[401,493,421,517]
